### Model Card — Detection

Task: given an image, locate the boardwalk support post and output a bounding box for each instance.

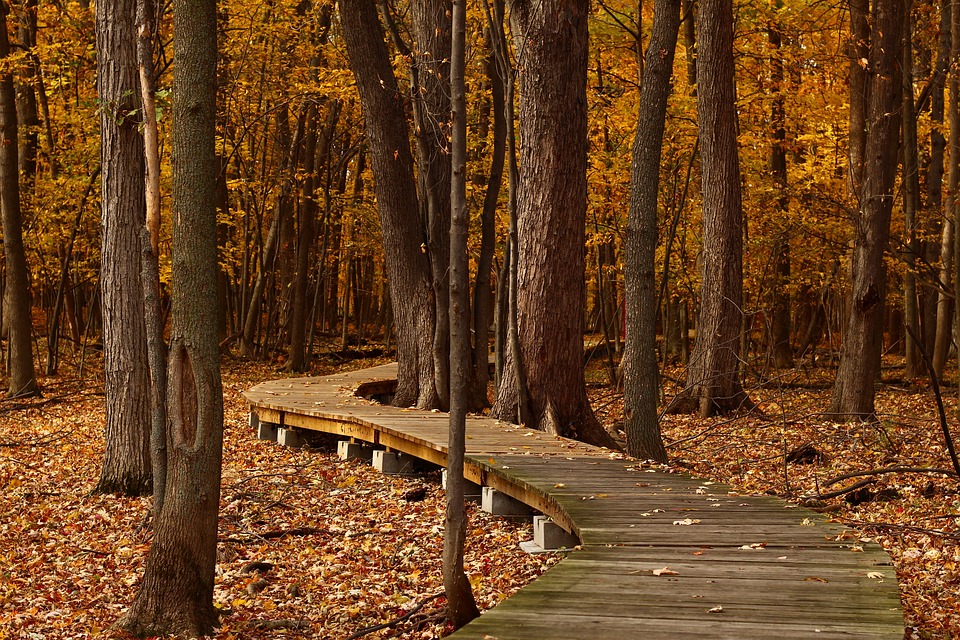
[481,486,536,516]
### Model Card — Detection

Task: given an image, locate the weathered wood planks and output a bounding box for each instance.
[244,365,903,639]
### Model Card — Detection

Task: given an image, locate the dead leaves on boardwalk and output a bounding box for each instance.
[0,361,557,639]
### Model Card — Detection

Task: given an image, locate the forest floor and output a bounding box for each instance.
[0,341,956,638]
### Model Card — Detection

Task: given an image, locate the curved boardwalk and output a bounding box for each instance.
[244,364,904,639]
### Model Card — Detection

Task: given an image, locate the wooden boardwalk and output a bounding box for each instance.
[244,364,904,639]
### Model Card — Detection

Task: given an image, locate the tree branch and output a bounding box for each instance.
[345,592,444,640]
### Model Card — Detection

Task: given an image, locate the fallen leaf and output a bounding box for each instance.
[652,567,679,576]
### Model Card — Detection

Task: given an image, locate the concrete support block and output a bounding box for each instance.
[257,421,279,442]
[441,470,482,500]
[277,427,306,448]
[481,486,535,516]
[373,450,400,474]
[338,440,374,462]
[533,515,578,550]
[373,451,424,474]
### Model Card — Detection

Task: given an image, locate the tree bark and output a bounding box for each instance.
[0,0,37,399]
[490,0,615,449]
[622,0,679,462]
[339,0,439,408]
[94,0,152,496]
[118,0,223,632]
[768,4,792,369]
[15,0,38,180]
[923,0,950,359]
[902,0,922,380]
[828,0,904,419]
[934,0,960,378]
[670,0,750,416]
[444,0,480,624]
[411,0,453,409]
[469,28,505,409]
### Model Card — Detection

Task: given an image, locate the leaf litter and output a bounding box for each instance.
[0,357,559,639]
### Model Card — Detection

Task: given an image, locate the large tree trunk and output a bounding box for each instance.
[0,0,37,399]
[94,0,152,496]
[490,0,615,449]
[828,0,904,419]
[621,0,679,462]
[410,0,453,409]
[339,0,439,408]
[118,0,223,633]
[669,0,750,416]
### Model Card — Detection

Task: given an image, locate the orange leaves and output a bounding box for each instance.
[0,359,557,639]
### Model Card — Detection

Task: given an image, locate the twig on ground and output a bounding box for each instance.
[815,478,876,501]
[0,392,81,414]
[906,325,960,477]
[0,430,75,448]
[837,517,960,541]
[247,618,307,630]
[345,592,444,640]
[823,466,959,488]
[219,526,327,544]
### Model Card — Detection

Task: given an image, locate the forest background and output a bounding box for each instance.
[1,0,960,636]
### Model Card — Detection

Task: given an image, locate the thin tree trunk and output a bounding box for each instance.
[768,4,792,369]
[622,0,679,461]
[934,0,960,378]
[903,0,922,380]
[0,0,38,398]
[444,0,480,624]
[469,28,504,409]
[47,167,99,375]
[286,102,319,373]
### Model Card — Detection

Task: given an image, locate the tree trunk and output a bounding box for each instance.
[923,0,950,359]
[15,0,38,180]
[848,0,869,193]
[828,0,904,419]
[902,1,922,380]
[118,0,223,632]
[0,0,37,399]
[444,0,480,624]
[490,0,615,449]
[670,0,750,416]
[622,0,679,462]
[94,0,152,496]
[768,5,792,369]
[411,0,453,410]
[340,0,439,408]
[286,103,319,373]
[469,29,505,409]
[934,0,960,379]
